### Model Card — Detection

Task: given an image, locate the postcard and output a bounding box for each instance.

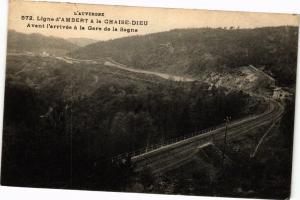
[1,0,299,199]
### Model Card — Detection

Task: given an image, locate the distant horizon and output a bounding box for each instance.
[8,29,100,41]
[8,25,299,42]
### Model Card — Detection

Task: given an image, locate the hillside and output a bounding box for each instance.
[3,54,262,190]
[70,26,298,87]
[7,30,79,56]
[67,37,98,47]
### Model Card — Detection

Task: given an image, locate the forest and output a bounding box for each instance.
[71,26,298,86]
[1,26,297,197]
[1,55,261,190]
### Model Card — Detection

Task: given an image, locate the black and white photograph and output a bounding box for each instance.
[0,0,299,199]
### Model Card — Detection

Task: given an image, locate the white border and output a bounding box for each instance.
[1,1,300,200]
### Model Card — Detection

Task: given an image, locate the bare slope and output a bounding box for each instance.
[7,30,79,56]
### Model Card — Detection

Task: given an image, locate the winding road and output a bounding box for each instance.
[87,56,284,173]
[8,53,285,173]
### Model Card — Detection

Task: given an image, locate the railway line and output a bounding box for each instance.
[7,54,285,173]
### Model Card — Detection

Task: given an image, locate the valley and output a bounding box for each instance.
[1,27,297,198]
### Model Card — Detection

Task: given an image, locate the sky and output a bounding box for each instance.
[8,0,299,40]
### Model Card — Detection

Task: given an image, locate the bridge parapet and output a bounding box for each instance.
[111,111,262,162]
[111,125,226,163]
